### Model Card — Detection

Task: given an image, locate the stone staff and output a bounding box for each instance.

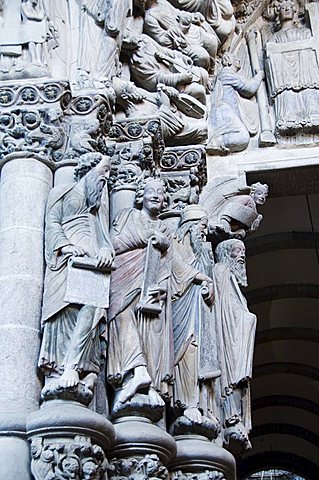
[246,28,276,147]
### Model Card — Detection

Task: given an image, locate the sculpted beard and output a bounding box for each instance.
[190,224,204,258]
[229,257,248,287]
[85,168,106,212]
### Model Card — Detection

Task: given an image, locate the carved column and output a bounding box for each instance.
[0,80,69,478]
[0,153,53,478]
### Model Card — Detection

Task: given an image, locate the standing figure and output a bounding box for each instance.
[212,240,256,436]
[107,178,173,413]
[172,205,217,425]
[266,0,319,137]
[208,53,264,154]
[39,153,115,399]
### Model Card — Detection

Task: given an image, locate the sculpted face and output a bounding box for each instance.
[197,218,208,239]
[251,186,268,205]
[279,1,295,22]
[142,180,165,215]
[230,242,246,264]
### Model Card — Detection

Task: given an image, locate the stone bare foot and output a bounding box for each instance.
[83,372,98,391]
[148,387,165,408]
[118,366,152,404]
[184,407,202,424]
[59,368,80,389]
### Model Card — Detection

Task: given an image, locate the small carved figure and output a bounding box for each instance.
[212,240,256,441]
[123,33,208,105]
[143,0,218,71]
[115,81,207,146]
[168,0,236,48]
[0,0,54,79]
[207,53,264,154]
[265,0,319,138]
[172,205,217,425]
[200,176,269,241]
[39,153,114,399]
[108,178,173,413]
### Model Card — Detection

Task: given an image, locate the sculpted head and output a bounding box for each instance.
[177,205,208,254]
[75,153,110,212]
[215,239,248,287]
[135,177,167,216]
[250,182,269,205]
[278,0,296,22]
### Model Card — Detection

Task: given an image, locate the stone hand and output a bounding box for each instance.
[150,232,170,252]
[61,245,86,257]
[96,248,114,269]
[178,72,193,85]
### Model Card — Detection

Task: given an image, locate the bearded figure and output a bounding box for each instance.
[171,205,217,426]
[39,153,114,400]
[212,239,256,435]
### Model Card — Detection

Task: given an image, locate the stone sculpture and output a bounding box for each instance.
[168,0,236,49]
[143,0,218,71]
[265,0,319,140]
[200,176,269,241]
[212,239,256,450]
[207,52,264,154]
[39,153,115,403]
[115,82,207,146]
[0,0,54,80]
[171,205,218,427]
[123,33,208,105]
[107,177,173,417]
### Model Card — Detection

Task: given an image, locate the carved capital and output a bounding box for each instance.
[108,117,165,165]
[170,470,226,480]
[31,435,107,480]
[108,454,168,480]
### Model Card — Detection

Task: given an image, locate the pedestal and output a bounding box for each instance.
[169,435,236,480]
[109,417,177,480]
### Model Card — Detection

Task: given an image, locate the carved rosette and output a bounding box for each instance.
[108,117,165,166]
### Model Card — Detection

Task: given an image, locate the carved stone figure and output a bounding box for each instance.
[212,240,256,442]
[171,205,217,425]
[107,178,173,415]
[207,52,264,154]
[115,82,207,146]
[266,0,319,139]
[123,33,208,105]
[168,0,236,49]
[143,0,218,71]
[39,153,115,401]
[200,175,269,241]
[0,0,53,79]
[72,0,132,90]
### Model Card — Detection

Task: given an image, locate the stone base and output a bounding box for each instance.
[109,416,177,480]
[169,435,236,480]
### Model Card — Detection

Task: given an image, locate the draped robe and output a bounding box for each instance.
[39,179,112,377]
[108,208,173,394]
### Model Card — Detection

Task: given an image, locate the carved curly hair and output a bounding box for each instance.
[134,176,168,210]
[74,152,104,181]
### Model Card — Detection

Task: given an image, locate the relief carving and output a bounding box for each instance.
[265,0,319,143]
